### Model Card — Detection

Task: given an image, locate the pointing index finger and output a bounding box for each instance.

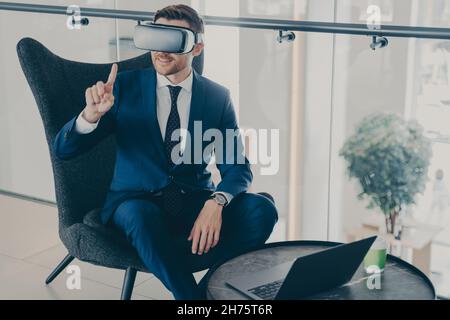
[107,63,118,85]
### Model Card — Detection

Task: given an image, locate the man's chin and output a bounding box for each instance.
[155,67,176,76]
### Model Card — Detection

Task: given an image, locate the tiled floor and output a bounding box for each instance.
[0,194,286,300]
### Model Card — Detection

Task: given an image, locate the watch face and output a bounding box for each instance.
[215,194,227,205]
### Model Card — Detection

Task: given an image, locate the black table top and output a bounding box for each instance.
[205,241,436,300]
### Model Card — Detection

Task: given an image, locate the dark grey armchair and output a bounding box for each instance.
[16,37,204,300]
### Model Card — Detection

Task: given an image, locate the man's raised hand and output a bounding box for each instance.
[82,63,118,123]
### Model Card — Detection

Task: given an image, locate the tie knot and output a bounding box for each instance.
[168,85,182,102]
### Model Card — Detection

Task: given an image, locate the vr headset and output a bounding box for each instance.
[134,21,204,54]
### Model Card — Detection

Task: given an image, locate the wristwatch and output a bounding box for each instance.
[209,193,228,207]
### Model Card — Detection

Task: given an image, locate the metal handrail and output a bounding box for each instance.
[1,1,450,40]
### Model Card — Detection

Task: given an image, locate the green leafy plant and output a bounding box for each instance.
[339,112,432,234]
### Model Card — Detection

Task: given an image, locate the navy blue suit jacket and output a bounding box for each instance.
[53,67,252,224]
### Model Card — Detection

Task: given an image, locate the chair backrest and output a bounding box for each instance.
[16,37,204,228]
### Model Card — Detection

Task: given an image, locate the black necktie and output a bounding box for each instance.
[164,85,182,164]
[162,85,183,216]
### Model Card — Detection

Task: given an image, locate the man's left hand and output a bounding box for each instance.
[188,199,223,255]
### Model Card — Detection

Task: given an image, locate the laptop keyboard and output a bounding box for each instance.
[248,279,284,300]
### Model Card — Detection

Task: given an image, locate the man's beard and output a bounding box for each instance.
[152,55,184,76]
[156,64,180,76]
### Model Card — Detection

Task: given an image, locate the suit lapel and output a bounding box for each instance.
[186,69,205,166]
[188,69,205,141]
[140,68,167,164]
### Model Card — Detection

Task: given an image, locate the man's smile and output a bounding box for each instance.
[157,57,174,65]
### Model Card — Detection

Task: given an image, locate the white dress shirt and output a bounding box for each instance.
[74,69,232,204]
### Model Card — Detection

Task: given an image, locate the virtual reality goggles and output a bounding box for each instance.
[134,22,204,54]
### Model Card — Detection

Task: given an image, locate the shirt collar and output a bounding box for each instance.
[156,68,193,93]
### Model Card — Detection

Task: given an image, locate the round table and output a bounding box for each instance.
[205,241,436,300]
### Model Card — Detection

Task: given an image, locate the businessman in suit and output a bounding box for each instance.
[53,4,278,299]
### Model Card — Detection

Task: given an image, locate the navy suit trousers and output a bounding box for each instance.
[112,190,278,300]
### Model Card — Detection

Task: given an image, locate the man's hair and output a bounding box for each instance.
[154,4,204,33]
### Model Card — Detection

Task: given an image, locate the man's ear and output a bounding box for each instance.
[192,43,204,57]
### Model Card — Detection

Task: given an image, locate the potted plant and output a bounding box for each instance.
[339,112,432,237]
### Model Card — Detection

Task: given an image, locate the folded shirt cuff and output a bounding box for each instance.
[75,110,100,134]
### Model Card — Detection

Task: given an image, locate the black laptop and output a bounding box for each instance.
[226,236,377,300]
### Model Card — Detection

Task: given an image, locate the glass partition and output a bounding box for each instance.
[0,0,117,201]
[328,0,450,298]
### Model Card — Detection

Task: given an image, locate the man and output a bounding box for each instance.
[53,4,278,300]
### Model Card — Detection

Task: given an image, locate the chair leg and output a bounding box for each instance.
[45,254,75,284]
[121,267,137,300]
